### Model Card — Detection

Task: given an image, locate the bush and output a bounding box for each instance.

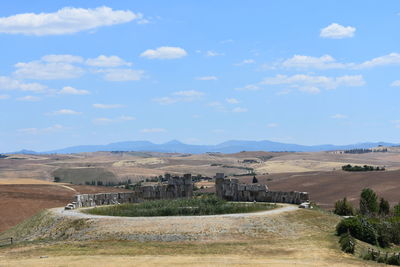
[360,188,378,216]
[387,255,400,266]
[334,197,354,216]
[394,203,400,217]
[336,217,377,245]
[379,197,390,216]
[339,232,355,254]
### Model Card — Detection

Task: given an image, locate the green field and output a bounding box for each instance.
[84,196,277,217]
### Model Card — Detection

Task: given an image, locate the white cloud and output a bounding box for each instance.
[208,101,225,111]
[100,69,144,81]
[0,6,142,36]
[92,103,124,109]
[42,54,84,63]
[140,46,187,59]
[0,76,47,92]
[86,55,132,67]
[331,114,348,119]
[281,55,347,69]
[196,76,218,81]
[18,124,64,135]
[299,86,320,94]
[59,86,89,95]
[154,90,204,105]
[226,98,239,104]
[93,116,135,124]
[140,128,166,133]
[320,23,356,39]
[17,95,41,102]
[276,89,292,95]
[356,53,400,69]
[232,107,248,113]
[261,74,365,92]
[0,94,10,100]
[14,61,84,80]
[206,50,224,57]
[391,80,400,87]
[51,109,81,115]
[267,123,278,128]
[234,59,255,66]
[235,84,261,91]
[173,90,204,97]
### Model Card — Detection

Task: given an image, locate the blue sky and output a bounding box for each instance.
[1,0,400,152]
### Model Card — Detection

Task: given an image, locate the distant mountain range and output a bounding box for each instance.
[6,140,399,155]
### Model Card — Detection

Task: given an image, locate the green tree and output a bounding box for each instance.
[334,197,354,216]
[394,203,400,216]
[378,197,390,216]
[359,188,378,216]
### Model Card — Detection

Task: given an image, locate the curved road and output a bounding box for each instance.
[51,204,299,220]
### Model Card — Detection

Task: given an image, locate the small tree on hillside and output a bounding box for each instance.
[334,197,354,216]
[252,176,258,183]
[378,197,390,216]
[359,188,378,216]
[394,203,400,217]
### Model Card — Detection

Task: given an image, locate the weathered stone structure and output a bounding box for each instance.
[215,176,309,204]
[71,174,193,208]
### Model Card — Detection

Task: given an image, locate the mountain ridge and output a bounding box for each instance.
[5,140,398,154]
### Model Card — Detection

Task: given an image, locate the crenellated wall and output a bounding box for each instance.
[215,177,309,204]
[71,174,193,209]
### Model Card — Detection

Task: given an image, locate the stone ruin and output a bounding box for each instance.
[68,174,193,209]
[66,172,309,210]
[215,174,309,204]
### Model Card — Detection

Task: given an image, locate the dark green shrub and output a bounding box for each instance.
[336,217,377,245]
[339,232,355,254]
[387,255,400,265]
[379,197,390,216]
[334,197,354,216]
[394,203,400,217]
[360,188,378,216]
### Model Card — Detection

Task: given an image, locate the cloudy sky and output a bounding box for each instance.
[1,1,400,152]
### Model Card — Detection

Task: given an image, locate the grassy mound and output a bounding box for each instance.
[84,196,276,217]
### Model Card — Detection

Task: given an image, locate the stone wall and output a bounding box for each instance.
[215,177,309,204]
[72,174,193,208]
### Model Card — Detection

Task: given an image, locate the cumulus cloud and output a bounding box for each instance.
[140,46,187,59]
[58,86,89,95]
[92,103,124,109]
[140,128,166,133]
[0,6,143,36]
[356,53,400,69]
[261,74,365,93]
[235,84,261,91]
[51,109,81,115]
[100,69,144,81]
[281,55,348,69]
[0,76,47,92]
[154,90,204,105]
[266,53,400,70]
[196,76,218,80]
[14,61,84,80]
[320,23,356,39]
[86,55,132,67]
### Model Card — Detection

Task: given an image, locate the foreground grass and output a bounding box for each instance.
[84,196,276,217]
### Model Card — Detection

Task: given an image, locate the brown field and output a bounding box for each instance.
[239,170,400,209]
[0,183,130,233]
